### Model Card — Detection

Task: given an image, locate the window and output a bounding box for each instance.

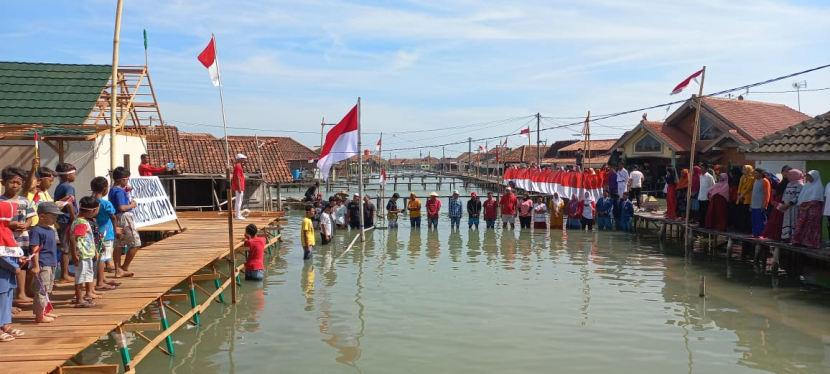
[699,116,723,140]
[634,134,661,153]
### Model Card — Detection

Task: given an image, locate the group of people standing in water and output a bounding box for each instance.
[663,164,829,249]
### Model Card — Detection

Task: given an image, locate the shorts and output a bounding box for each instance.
[303,245,313,260]
[450,216,461,226]
[410,217,421,227]
[427,218,438,226]
[245,269,264,281]
[58,222,71,254]
[485,218,496,228]
[115,212,142,248]
[501,214,515,224]
[468,217,480,226]
[99,240,114,262]
[75,258,94,284]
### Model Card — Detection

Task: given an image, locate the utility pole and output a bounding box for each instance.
[468,137,472,175]
[319,116,325,183]
[793,80,807,112]
[442,146,445,174]
[536,112,541,167]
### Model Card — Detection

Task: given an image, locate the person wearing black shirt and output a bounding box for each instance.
[303,181,320,202]
[467,192,482,229]
[347,193,361,229]
[363,195,376,228]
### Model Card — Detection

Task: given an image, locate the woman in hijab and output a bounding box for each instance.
[567,194,582,230]
[792,170,824,248]
[664,167,678,219]
[690,166,702,223]
[549,192,564,229]
[780,169,804,242]
[749,169,770,238]
[607,167,618,198]
[706,173,730,232]
[736,165,755,232]
[728,165,743,230]
[675,169,690,220]
[579,191,596,231]
[761,165,791,240]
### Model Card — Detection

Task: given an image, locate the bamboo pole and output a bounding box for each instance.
[358,97,365,242]
[685,66,706,250]
[110,0,124,175]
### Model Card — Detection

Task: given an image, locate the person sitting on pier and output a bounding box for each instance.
[448,190,463,230]
[386,193,402,229]
[467,192,481,230]
[426,192,441,229]
[596,191,614,230]
[407,192,421,228]
[303,181,320,202]
[244,224,265,281]
[567,194,581,230]
[500,187,517,229]
[619,192,634,232]
[347,193,361,230]
[483,192,498,229]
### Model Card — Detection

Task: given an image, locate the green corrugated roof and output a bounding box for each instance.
[22,126,97,137]
[0,62,112,126]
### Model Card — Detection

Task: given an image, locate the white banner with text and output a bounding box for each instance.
[128,176,177,228]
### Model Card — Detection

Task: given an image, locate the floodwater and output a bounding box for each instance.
[78,177,830,374]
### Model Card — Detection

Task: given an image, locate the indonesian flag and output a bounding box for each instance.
[582,113,590,135]
[501,137,508,148]
[379,168,387,186]
[375,138,381,154]
[670,69,704,95]
[197,36,221,87]
[478,145,483,151]
[317,105,359,180]
[34,131,39,158]
[519,127,530,137]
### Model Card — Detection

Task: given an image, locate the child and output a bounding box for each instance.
[91,177,120,291]
[319,204,333,245]
[0,166,36,305]
[0,198,26,341]
[71,197,101,307]
[244,224,265,281]
[54,162,78,283]
[302,205,315,260]
[619,192,635,232]
[109,167,140,278]
[28,202,62,323]
[533,196,547,229]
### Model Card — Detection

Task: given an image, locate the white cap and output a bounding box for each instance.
[453,190,459,194]
[236,153,247,159]
[353,193,360,197]
[506,187,512,191]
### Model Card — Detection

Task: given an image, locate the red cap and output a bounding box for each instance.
[471,192,477,197]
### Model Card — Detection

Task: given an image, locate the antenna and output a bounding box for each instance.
[792,80,807,112]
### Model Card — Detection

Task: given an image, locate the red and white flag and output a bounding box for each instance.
[379,168,387,186]
[197,36,221,86]
[581,113,590,135]
[519,127,530,137]
[375,138,381,154]
[317,105,359,180]
[670,69,704,95]
[478,145,484,151]
[501,138,508,148]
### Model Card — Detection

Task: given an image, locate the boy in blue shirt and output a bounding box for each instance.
[29,202,62,323]
[596,191,614,230]
[91,177,120,290]
[619,192,635,232]
[448,190,463,230]
[53,163,77,283]
[109,167,139,278]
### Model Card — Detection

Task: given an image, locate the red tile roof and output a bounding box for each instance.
[558,139,618,152]
[643,120,691,152]
[543,155,610,167]
[501,145,548,163]
[702,97,810,141]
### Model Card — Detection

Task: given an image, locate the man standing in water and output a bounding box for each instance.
[500,187,517,229]
[483,192,498,229]
[386,193,402,229]
[426,192,441,229]
[448,190,463,230]
[233,153,247,220]
[363,194,376,228]
[301,205,315,260]
[347,193,361,229]
[467,192,482,229]
[407,192,421,228]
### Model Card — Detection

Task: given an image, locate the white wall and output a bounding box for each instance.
[92,133,149,177]
[754,160,805,179]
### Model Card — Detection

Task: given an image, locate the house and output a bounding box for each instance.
[500,145,549,166]
[0,61,170,193]
[610,96,810,190]
[544,139,615,169]
[145,126,293,210]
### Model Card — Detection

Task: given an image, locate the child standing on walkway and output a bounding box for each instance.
[244,224,265,280]
[71,197,101,307]
[54,163,77,283]
[0,198,26,341]
[0,166,35,305]
[109,167,140,278]
[91,177,120,291]
[29,202,62,323]
[302,205,315,260]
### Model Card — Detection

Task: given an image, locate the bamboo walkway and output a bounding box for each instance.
[0,211,284,374]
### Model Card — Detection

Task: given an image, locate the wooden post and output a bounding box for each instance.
[684,66,706,249]
[226,168,237,304]
[276,183,282,211]
[698,276,705,297]
[110,0,124,173]
[771,246,780,273]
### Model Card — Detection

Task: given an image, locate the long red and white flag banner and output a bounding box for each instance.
[379,168,387,186]
[519,127,530,137]
[503,168,605,201]
[317,105,359,180]
[670,69,704,95]
[375,138,381,154]
[581,113,590,135]
[197,36,221,86]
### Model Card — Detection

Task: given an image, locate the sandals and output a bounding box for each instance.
[0,332,14,342]
[95,285,117,291]
[1,328,24,338]
[74,301,96,308]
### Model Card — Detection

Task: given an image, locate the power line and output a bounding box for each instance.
[749,87,830,94]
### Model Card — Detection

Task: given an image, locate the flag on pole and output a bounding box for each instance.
[375,138,381,154]
[519,127,530,137]
[582,114,590,135]
[34,131,39,159]
[379,168,387,186]
[478,145,484,151]
[317,105,359,180]
[670,69,704,95]
[197,36,221,86]
[502,138,508,148]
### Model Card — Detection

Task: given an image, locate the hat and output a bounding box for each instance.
[505,187,512,191]
[338,190,349,196]
[471,192,477,197]
[353,193,360,197]
[37,202,62,215]
[236,153,247,159]
[429,191,438,197]
[452,190,459,195]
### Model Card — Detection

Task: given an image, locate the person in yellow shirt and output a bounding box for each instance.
[25,166,57,226]
[302,205,316,260]
[407,192,421,228]
[736,164,755,232]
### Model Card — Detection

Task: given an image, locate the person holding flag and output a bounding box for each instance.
[28,202,62,323]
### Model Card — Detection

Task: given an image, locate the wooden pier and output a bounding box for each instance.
[1,211,284,374]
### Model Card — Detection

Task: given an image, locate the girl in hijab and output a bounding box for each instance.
[706,173,730,232]
[549,192,564,230]
[567,194,582,230]
[792,170,824,248]
[761,165,791,240]
[675,169,690,220]
[664,167,678,219]
[780,169,804,242]
[736,165,755,232]
[579,191,596,231]
[690,166,702,223]
[749,169,770,237]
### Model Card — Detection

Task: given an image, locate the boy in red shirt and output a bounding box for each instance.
[233,154,247,220]
[426,192,441,229]
[244,224,265,281]
[483,192,498,229]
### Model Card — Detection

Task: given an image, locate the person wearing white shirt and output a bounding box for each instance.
[628,165,644,208]
[697,165,716,227]
[617,164,630,195]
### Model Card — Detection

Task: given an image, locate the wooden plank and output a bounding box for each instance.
[190,273,220,281]
[59,365,120,374]
[121,322,161,332]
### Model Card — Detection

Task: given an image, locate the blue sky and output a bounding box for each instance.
[3,0,830,158]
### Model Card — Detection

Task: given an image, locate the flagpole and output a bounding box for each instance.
[110,0,124,176]
[358,97,365,242]
[212,34,231,170]
[379,132,384,218]
[685,66,706,249]
[143,29,148,68]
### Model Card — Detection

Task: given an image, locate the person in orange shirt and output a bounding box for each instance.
[750,168,770,237]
